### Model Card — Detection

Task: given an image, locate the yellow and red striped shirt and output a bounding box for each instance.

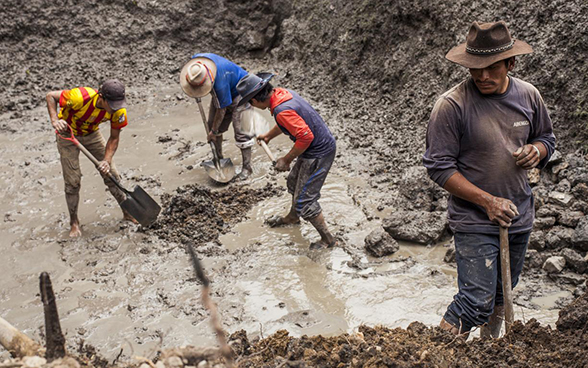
[58,87,128,136]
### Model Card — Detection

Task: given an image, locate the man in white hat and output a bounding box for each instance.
[423,21,555,337]
[46,79,135,237]
[180,53,254,180]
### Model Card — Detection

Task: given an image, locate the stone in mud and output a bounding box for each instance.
[364,228,399,257]
[533,216,556,230]
[526,249,548,269]
[528,168,541,185]
[558,210,584,228]
[443,244,456,263]
[572,183,588,202]
[543,256,566,274]
[398,166,446,211]
[544,226,575,249]
[572,216,588,251]
[382,210,448,245]
[561,248,587,274]
[548,191,574,206]
[528,231,546,251]
[556,291,588,333]
[536,204,562,218]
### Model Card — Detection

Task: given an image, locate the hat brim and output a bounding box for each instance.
[180,57,217,98]
[237,73,274,107]
[107,98,126,111]
[446,40,533,69]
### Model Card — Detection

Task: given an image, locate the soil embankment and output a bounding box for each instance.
[1,0,587,367]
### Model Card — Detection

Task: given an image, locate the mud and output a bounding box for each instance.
[1,0,588,366]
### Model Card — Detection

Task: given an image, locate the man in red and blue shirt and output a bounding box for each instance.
[237,73,337,249]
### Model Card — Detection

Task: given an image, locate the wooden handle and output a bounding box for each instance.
[499,226,515,334]
[0,317,41,358]
[259,141,276,163]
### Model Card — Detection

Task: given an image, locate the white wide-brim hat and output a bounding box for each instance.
[179,57,217,98]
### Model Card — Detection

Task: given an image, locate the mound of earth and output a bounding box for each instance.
[151,183,283,245]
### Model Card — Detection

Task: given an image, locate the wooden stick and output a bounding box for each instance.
[40,272,66,361]
[0,317,41,358]
[500,226,515,334]
[187,244,234,368]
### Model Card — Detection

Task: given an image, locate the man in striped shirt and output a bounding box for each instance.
[237,73,337,250]
[45,79,135,237]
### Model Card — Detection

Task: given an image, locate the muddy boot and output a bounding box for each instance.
[308,213,336,250]
[480,305,504,339]
[236,147,253,180]
[265,206,300,227]
[439,318,460,336]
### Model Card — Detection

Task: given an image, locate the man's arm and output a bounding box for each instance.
[97,128,121,175]
[273,110,314,171]
[45,90,68,133]
[443,172,519,227]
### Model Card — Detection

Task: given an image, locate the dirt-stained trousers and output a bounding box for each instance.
[208,95,255,149]
[443,231,530,333]
[56,130,126,204]
[287,149,336,220]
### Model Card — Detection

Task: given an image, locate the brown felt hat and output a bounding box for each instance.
[179,57,217,98]
[446,21,533,69]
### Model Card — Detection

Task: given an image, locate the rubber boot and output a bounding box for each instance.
[237,147,253,180]
[308,212,336,250]
[480,305,504,339]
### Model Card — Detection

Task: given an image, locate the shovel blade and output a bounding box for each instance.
[202,158,236,183]
[120,185,161,227]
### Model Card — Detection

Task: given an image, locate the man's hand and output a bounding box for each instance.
[513,144,540,170]
[483,196,519,227]
[275,157,291,172]
[52,119,69,134]
[97,161,111,175]
[207,130,220,142]
[257,133,271,145]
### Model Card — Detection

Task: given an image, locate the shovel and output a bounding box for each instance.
[500,226,515,334]
[56,126,161,227]
[195,98,236,183]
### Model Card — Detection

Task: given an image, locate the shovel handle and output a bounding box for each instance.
[56,126,127,193]
[499,226,515,334]
[259,140,276,163]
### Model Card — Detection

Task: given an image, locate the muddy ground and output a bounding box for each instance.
[1,0,588,367]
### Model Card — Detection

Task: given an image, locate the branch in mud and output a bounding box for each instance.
[187,243,234,367]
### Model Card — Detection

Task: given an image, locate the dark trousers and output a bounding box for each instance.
[443,231,530,332]
[287,149,335,220]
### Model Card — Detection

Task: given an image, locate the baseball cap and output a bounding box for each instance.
[100,79,126,111]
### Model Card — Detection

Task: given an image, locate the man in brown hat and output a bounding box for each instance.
[180,53,254,180]
[46,79,136,237]
[423,21,555,337]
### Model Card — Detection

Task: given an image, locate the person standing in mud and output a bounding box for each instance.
[423,21,555,337]
[236,73,337,249]
[46,79,136,237]
[180,53,255,180]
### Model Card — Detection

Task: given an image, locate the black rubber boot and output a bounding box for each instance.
[308,213,336,250]
[237,147,253,180]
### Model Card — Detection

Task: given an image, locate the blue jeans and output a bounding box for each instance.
[443,231,530,332]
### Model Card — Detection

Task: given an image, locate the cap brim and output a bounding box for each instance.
[180,57,217,98]
[237,74,274,107]
[107,98,126,111]
[446,40,533,69]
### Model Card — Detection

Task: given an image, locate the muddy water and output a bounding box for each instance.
[0,84,569,361]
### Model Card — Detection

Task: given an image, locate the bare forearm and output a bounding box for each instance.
[266,125,283,141]
[104,136,119,163]
[284,145,306,163]
[46,91,62,126]
[443,172,493,208]
[210,108,226,132]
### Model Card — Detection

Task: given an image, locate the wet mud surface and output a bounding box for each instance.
[1,0,588,366]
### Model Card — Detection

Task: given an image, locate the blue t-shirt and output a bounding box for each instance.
[192,53,248,109]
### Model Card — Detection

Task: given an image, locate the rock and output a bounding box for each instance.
[528,168,540,185]
[543,256,566,274]
[544,226,575,249]
[443,244,455,263]
[536,204,562,218]
[551,161,569,176]
[569,171,588,188]
[533,216,556,230]
[364,228,399,257]
[165,356,184,368]
[572,183,588,202]
[550,272,587,286]
[526,249,548,269]
[558,211,584,227]
[556,291,588,332]
[528,231,546,251]
[382,210,448,245]
[572,217,588,251]
[561,248,587,274]
[556,179,571,193]
[546,150,562,166]
[398,166,445,211]
[548,191,574,206]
